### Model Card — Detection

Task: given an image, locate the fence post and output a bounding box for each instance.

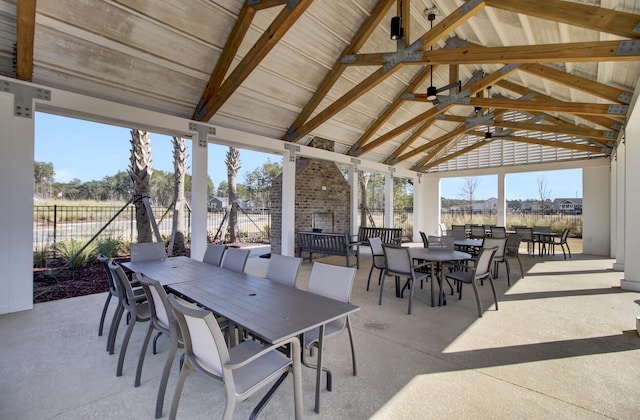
[52,204,58,258]
[130,204,134,243]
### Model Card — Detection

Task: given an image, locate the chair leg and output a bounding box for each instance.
[249,372,289,420]
[378,275,385,305]
[505,259,511,286]
[471,280,483,318]
[346,316,357,376]
[516,255,524,278]
[168,361,189,420]
[488,277,498,312]
[407,278,414,315]
[117,313,137,377]
[98,293,112,336]
[154,334,178,418]
[366,264,375,291]
[153,331,163,354]
[566,243,572,259]
[135,323,154,387]
[108,304,124,354]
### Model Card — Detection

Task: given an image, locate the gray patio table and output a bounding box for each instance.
[408,248,472,307]
[124,256,359,414]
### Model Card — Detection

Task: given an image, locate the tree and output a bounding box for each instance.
[225,147,241,243]
[243,159,282,209]
[128,129,153,243]
[171,136,187,251]
[460,177,479,219]
[537,176,552,213]
[359,171,370,226]
[34,161,55,197]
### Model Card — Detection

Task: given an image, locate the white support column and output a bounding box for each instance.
[280,147,296,256]
[384,169,394,228]
[622,93,640,290]
[421,176,441,236]
[0,90,38,314]
[610,153,617,259]
[582,164,611,256]
[348,161,359,237]
[614,142,625,271]
[497,172,506,226]
[413,173,423,242]
[189,123,211,261]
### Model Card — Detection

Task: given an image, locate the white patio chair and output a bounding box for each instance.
[366,237,386,292]
[381,245,429,314]
[202,243,226,267]
[303,262,358,385]
[220,247,250,273]
[265,254,302,287]
[130,242,166,262]
[167,295,302,420]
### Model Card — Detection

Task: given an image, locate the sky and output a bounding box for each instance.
[34,113,582,200]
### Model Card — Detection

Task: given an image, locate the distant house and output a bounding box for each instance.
[553,198,583,213]
[207,197,253,211]
[472,197,497,213]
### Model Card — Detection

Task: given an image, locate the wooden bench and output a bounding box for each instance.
[296,231,360,268]
[355,226,403,246]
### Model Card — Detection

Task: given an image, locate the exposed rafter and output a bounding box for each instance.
[15,0,36,81]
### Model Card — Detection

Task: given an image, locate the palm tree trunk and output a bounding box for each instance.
[128,129,153,243]
[226,147,241,243]
[171,136,187,251]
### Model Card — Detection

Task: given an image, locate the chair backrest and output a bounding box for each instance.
[428,235,454,250]
[482,237,507,259]
[451,225,467,240]
[308,262,356,304]
[475,246,498,278]
[368,237,384,256]
[470,225,486,239]
[203,244,226,267]
[419,231,429,248]
[265,254,302,287]
[438,223,448,236]
[515,227,533,241]
[130,242,166,262]
[136,272,173,332]
[505,233,523,255]
[560,228,570,242]
[108,260,138,311]
[382,245,412,277]
[97,253,117,296]
[490,226,506,239]
[533,225,551,233]
[167,294,228,380]
[220,247,250,273]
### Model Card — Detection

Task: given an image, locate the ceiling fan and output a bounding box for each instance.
[425,12,461,100]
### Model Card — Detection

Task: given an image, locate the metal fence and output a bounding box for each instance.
[33,205,271,253]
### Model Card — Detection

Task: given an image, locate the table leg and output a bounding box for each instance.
[314,324,325,413]
[438,262,445,306]
[430,262,436,307]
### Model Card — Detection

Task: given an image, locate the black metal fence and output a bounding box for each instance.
[33,205,271,253]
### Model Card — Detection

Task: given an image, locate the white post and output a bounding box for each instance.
[497,172,506,226]
[281,149,296,256]
[613,142,625,271]
[610,153,617,259]
[348,163,359,237]
[421,176,441,236]
[0,90,36,314]
[413,174,423,242]
[384,170,394,228]
[189,127,209,261]
[582,164,611,256]
[622,125,640,290]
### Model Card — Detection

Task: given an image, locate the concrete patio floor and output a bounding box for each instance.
[2,242,639,419]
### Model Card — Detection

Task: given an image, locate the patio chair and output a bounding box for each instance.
[470,225,486,239]
[265,254,302,287]
[427,235,455,250]
[108,260,150,376]
[482,237,507,282]
[490,226,506,239]
[97,253,119,338]
[381,245,429,314]
[220,247,250,273]
[551,228,572,259]
[303,262,357,382]
[438,223,448,236]
[505,233,525,284]
[167,295,302,420]
[533,225,552,256]
[135,272,182,418]
[445,246,499,318]
[366,237,386,292]
[202,243,226,267]
[130,242,166,262]
[451,225,467,240]
[516,227,535,256]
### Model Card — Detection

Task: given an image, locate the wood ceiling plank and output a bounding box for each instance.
[485,0,640,39]
[464,97,626,117]
[16,0,36,81]
[395,125,472,163]
[466,131,605,153]
[195,0,313,122]
[249,0,288,11]
[519,63,632,104]
[420,140,487,171]
[285,0,394,141]
[494,120,615,142]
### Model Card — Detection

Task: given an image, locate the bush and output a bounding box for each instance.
[55,239,97,268]
[95,236,127,258]
[33,245,51,268]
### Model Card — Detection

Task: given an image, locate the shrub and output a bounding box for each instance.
[33,245,51,268]
[55,239,97,268]
[96,236,127,258]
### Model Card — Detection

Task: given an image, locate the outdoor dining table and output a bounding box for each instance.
[533,231,559,256]
[123,256,359,414]
[454,238,483,249]
[408,248,472,307]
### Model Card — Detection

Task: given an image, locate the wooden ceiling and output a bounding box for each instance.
[6,0,640,173]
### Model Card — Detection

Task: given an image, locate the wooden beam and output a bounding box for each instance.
[484,0,640,39]
[194,5,256,120]
[519,63,633,104]
[348,65,435,156]
[415,0,486,51]
[419,140,487,171]
[248,0,288,11]
[466,131,607,154]
[16,0,37,81]
[285,0,394,140]
[286,65,405,142]
[401,0,410,48]
[195,0,313,122]
[496,79,624,130]
[494,120,616,142]
[395,125,473,163]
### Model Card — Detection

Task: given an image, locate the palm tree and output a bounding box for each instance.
[171,136,187,251]
[225,146,241,243]
[128,129,153,243]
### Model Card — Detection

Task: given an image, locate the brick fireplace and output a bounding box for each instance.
[270,137,351,255]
